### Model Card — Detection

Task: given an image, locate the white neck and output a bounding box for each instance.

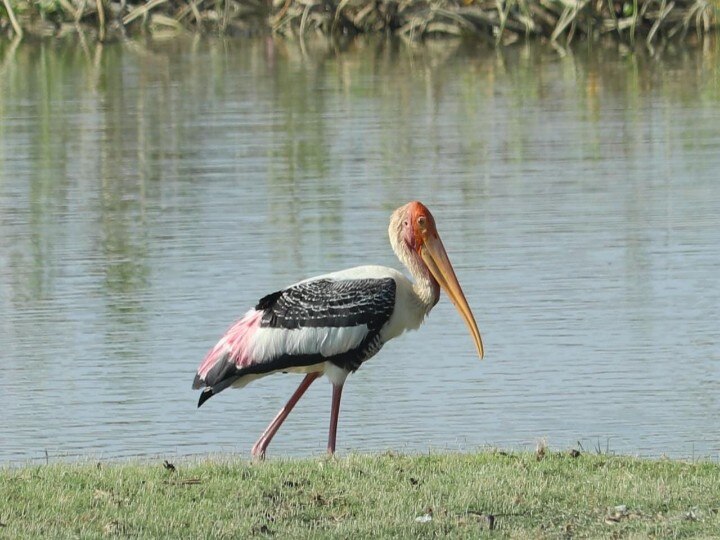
[406,249,440,313]
[389,213,439,316]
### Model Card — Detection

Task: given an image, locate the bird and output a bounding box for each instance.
[193,201,484,459]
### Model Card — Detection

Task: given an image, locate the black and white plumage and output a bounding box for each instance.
[193,201,484,458]
[193,276,397,406]
[258,278,397,330]
[255,277,396,371]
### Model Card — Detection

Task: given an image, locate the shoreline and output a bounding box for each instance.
[3,443,719,469]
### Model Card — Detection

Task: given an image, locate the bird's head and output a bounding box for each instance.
[390,201,484,359]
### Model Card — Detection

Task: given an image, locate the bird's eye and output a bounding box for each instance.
[417,216,426,227]
[402,220,408,227]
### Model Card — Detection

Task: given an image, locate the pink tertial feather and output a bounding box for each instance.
[197,309,263,379]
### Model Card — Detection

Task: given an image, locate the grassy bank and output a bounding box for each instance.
[1,0,718,46]
[1,451,719,537]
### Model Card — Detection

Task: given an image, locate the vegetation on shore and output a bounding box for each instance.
[1,0,718,46]
[2,450,719,537]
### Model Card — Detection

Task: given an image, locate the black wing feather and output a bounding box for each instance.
[256,278,396,331]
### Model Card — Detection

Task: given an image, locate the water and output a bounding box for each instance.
[1,37,719,464]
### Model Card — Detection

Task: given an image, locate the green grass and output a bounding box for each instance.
[1,451,719,538]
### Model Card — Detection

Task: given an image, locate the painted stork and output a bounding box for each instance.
[193,201,484,458]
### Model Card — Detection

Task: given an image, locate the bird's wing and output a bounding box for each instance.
[193,277,396,405]
[256,277,396,331]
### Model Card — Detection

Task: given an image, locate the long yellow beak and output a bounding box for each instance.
[420,234,484,359]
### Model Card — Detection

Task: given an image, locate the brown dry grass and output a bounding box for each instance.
[1,0,718,44]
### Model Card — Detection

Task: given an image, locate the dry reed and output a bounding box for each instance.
[1,0,718,45]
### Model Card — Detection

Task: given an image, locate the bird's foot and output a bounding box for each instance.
[251,441,267,461]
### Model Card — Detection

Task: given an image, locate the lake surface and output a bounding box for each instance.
[1,36,719,464]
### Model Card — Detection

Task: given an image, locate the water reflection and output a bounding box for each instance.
[1,36,719,464]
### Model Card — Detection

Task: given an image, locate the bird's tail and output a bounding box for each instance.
[196,387,215,408]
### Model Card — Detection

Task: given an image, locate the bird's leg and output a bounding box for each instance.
[327,383,344,455]
[252,372,320,460]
